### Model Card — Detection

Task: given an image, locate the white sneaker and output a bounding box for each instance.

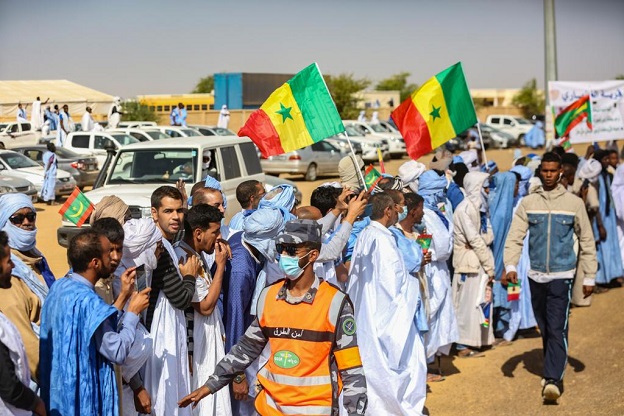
[542,383,561,402]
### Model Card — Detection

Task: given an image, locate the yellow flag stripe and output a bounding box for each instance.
[261,83,314,153]
[411,77,457,149]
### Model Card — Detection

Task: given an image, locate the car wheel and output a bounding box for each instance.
[305,163,317,181]
[519,134,525,146]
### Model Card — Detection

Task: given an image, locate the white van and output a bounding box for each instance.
[485,115,534,143]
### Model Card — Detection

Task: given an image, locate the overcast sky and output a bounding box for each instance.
[1,0,622,98]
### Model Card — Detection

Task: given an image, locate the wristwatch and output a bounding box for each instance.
[234,374,246,384]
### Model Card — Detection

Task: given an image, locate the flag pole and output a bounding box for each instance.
[343,130,368,190]
[474,122,489,169]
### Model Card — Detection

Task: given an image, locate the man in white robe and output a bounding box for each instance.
[145,186,201,416]
[16,104,28,123]
[347,192,427,415]
[56,105,73,147]
[108,97,123,129]
[81,106,95,132]
[30,97,48,131]
[217,105,230,129]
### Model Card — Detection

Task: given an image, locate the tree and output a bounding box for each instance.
[192,75,214,94]
[615,74,624,80]
[375,72,418,102]
[512,78,545,118]
[121,101,159,122]
[324,73,370,119]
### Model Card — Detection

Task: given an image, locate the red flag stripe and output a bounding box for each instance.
[58,187,81,217]
[76,204,94,227]
[391,98,433,160]
[238,109,285,158]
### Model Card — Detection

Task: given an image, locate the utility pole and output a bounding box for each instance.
[544,0,558,143]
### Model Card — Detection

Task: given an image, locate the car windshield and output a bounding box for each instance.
[516,118,532,125]
[0,123,8,132]
[146,131,171,140]
[181,129,201,137]
[1,153,40,169]
[212,127,236,136]
[368,123,387,133]
[344,126,361,136]
[111,134,140,146]
[108,148,198,184]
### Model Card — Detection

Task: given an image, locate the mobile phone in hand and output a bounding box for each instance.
[135,264,148,292]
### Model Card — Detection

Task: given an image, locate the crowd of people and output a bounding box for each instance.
[0,140,622,415]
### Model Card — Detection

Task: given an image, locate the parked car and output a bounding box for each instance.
[0,176,37,199]
[0,150,76,200]
[108,128,171,142]
[13,146,99,189]
[261,141,345,181]
[337,125,388,163]
[0,121,42,148]
[189,125,237,136]
[325,137,363,155]
[479,123,516,149]
[146,126,202,138]
[62,131,140,167]
[117,121,157,129]
[343,121,405,158]
[485,115,534,144]
[57,136,265,246]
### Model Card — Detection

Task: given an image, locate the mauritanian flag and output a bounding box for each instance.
[59,187,94,227]
[364,165,382,189]
[555,95,592,138]
[238,63,344,158]
[391,62,477,160]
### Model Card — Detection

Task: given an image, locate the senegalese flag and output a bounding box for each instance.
[555,95,592,138]
[238,63,344,158]
[59,187,94,227]
[391,62,477,160]
[364,165,382,189]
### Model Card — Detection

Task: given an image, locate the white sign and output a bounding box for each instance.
[548,80,624,143]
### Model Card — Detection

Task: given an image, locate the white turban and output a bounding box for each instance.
[577,158,602,184]
[398,160,426,193]
[121,218,162,273]
[458,150,478,170]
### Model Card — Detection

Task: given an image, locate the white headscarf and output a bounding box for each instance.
[398,160,426,193]
[577,158,602,184]
[121,218,162,276]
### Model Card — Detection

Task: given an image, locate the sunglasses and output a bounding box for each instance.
[276,244,300,256]
[9,212,36,224]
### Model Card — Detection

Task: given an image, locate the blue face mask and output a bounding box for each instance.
[398,205,408,222]
[278,251,311,280]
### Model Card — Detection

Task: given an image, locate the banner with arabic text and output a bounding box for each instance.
[548,80,624,143]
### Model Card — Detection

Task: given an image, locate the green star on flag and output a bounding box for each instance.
[59,187,95,227]
[430,105,442,121]
[276,103,293,123]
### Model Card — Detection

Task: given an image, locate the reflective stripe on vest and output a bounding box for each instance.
[255,281,344,415]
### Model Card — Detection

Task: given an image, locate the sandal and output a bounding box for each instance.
[457,349,484,358]
[427,373,445,382]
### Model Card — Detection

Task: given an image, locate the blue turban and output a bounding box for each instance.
[511,165,533,198]
[452,155,464,164]
[0,192,54,299]
[480,160,498,173]
[417,170,448,210]
[242,208,285,262]
[259,184,296,220]
[204,175,227,210]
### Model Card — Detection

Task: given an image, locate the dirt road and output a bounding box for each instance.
[36,147,623,415]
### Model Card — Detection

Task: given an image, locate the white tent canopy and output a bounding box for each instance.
[0,80,114,120]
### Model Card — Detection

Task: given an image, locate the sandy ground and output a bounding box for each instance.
[35,147,623,415]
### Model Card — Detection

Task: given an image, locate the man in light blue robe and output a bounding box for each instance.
[40,143,57,205]
[489,172,518,341]
[40,229,150,416]
[593,150,624,285]
[524,121,545,149]
[417,171,459,361]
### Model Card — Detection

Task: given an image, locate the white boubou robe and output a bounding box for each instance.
[145,239,192,416]
[422,208,459,359]
[174,241,232,416]
[347,221,427,415]
[0,312,32,416]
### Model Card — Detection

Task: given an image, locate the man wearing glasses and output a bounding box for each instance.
[0,193,56,386]
[179,219,367,415]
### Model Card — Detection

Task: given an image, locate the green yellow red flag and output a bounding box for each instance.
[364,165,382,189]
[391,62,477,160]
[59,187,94,227]
[238,63,344,158]
[554,95,592,138]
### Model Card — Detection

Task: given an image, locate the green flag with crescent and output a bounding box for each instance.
[59,187,95,227]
